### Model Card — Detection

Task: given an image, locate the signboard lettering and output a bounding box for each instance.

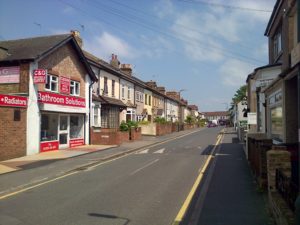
[60,76,70,94]
[38,91,85,108]
[0,66,20,83]
[0,94,27,107]
[70,139,84,148]
[33,69,47,84]
[40,141,59,152]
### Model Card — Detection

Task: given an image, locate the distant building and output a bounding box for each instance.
[203,111,229,123]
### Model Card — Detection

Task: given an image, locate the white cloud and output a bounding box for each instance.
[154,0,175,18]
[84,32,137,60]
[220,59,253,86]
[253,42,269,60]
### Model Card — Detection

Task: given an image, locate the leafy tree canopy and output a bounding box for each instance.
[232,85,247,104]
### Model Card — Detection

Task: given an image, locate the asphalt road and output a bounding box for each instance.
[0,127,222,225]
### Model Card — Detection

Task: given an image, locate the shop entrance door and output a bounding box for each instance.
[59,115,69,148]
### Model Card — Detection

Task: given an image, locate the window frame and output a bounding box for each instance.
[273,30,282,59]
[70,80,80,96]
[121,84,125,99]
[103,77,108,95]
[112,80,115,97]
[45,74,58,92]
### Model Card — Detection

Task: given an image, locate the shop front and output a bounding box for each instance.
[38,91,88,152]
[40,113,85,152]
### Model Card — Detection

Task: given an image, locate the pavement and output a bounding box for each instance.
[0,144,117,175]
[187,127,274,225]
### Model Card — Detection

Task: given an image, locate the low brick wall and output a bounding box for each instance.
[91,128,129,145]
[156,123,172,136]
[267,150,291,192]
[172,123,184,132]
[184,124,196,130]
[131,127,141,141]
[247,134,272,189]
[140,123,156,135]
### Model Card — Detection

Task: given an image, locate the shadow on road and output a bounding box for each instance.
[88,213,130,225]
[200,145,214,155]
[17,159,61,170]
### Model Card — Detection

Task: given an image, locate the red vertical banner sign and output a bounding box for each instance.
[60,76,70,94]
[33,69,47,84]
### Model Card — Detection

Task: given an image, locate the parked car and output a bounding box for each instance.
[207,123,217,128]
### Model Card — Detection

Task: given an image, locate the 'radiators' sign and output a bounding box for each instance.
[0,94,27,107]
[38,91,85,108]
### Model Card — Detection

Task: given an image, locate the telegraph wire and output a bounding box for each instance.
[58,0,265,67]
[85,0,265,64]
[176,0,273,12]
[102,0,256,51]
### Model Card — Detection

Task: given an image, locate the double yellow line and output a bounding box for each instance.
[172,132,223,225]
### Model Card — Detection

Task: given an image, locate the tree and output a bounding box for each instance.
[232,85,247,104]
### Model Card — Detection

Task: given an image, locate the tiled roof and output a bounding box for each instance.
[0,34,97,81]
[0,34,70,61]
[203,111,229,117]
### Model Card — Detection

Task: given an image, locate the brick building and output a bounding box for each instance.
[0,32,96,160]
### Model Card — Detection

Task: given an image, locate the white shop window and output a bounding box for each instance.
[41,114,58,141]
[70,80,80,96]
[45,74,58,92]
[70,115,84,139]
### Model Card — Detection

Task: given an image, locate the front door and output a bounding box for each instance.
[59,115,69,148]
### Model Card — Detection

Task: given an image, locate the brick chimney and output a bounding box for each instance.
[120,64,132,76]
[166,91,180,100]
[188,105,198,111]
[70,30,83,48]
[110,54,120,69]
[146,80,157,89]
[157,86,166,94]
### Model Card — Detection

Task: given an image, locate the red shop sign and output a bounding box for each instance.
[60,76,70,94]
[33,69,47,84]
[0,94,27,107]
[40,141,59,152]
[38,91,85,108]
[70,139,85,148]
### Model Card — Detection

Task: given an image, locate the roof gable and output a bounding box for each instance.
[0,34,97,81]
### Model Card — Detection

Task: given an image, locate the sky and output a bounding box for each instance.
[0,0,276,112]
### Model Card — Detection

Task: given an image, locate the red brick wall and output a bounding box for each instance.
[184,124,196,130]
[0,107,27,160]
[90,128,130,145]
[156,123,172,136]
[131,127,141,141]
[38,43,87,98]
